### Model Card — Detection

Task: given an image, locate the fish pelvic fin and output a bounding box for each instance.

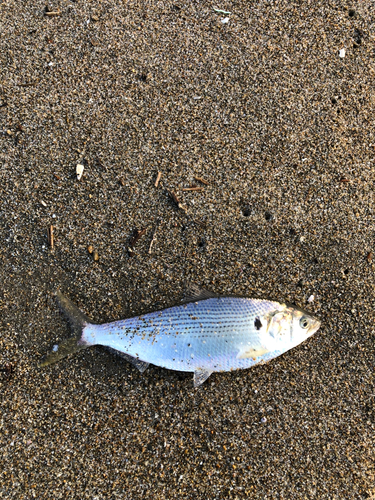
[38,291,93,368]
[193,369,213,387]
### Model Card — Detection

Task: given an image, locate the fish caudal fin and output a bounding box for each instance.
[38,291,93,368]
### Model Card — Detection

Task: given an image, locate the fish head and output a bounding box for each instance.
[267,304,321,348]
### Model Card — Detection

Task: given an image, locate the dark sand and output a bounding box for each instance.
[1,1,374,498]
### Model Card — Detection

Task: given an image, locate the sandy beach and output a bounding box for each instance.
[0,1,374,498]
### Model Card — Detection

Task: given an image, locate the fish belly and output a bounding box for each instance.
[82,297,282,373]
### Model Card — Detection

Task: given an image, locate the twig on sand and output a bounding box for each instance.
[193,176,209,185]
[128,228,147,257]
[155,172,162,187]
[167,190,187,213]
[47,225,54,249]
[182,187,204,192]
[148,222,160,254]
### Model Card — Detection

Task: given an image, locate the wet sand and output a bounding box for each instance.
[0,1,374,498]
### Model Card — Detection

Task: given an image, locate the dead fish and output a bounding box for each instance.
[38,285,320,387]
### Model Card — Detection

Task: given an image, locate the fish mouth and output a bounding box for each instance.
[308,318,321,336]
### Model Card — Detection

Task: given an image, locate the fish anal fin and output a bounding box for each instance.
[105,347,149,373]
[237,346,270,360]
[182,282,218,304]
[193,369,213,387]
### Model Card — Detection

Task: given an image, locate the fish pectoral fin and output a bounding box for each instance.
[193,369,213,388]
[236,346,270,360]
[105,348,150,373]
[181,282,218,304]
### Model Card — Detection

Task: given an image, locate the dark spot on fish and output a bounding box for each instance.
[254,317,262,330]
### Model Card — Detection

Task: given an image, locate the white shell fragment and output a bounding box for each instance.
[76,163,84,180]
[307,295,315,303]
[339,48,346,58]
[221,17,230,24]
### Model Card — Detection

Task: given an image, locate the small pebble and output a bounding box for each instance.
[339,48,346,58]
[87,245,94,254]
[93,250,99,261]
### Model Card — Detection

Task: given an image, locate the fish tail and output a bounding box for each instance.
[38,291,93,368]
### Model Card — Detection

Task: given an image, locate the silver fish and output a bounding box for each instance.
[38,285,321,387]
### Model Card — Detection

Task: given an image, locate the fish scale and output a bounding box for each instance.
[38,287,321,387]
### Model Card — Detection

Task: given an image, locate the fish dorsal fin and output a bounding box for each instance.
[105,347,149,373]
[193,369,213,387]
[182,282,218,304]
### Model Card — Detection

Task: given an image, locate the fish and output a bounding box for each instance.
[38,284,321,387]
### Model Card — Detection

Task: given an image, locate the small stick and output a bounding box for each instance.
[45,10,61,16]
[182,187,204,192]
[192,218,206,228]
[48,225,54,249]
[155,171,162,187]
[148,223,159,254]
[213,8,231,14]
[193,176,209,185]
[167,190,187,213]
[18,80,39,87]
[367,251,372,262]
[128,228,147,257]
[340,178,350,183]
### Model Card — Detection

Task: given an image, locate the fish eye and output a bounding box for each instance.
[299,317,309,329]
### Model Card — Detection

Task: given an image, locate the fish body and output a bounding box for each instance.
[39,286,320,386]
